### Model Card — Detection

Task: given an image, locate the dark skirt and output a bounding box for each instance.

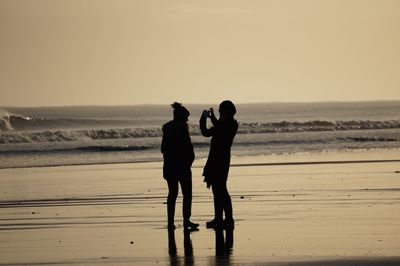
[202,158,230,187]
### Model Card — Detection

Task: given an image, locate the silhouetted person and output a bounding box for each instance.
[162,102,199,230]
[200,100,238,229]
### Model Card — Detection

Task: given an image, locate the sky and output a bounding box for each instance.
[0,0,399,106]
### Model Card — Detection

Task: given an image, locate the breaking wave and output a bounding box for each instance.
[0,145,156,155]
[238,120,400,133]
[0,112,32,131]
[0,128,163,144]
[0,114,132,131]
[1,106,400,134]
[1,119,400,144]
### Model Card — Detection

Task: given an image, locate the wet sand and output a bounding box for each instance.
[1,149,400,265]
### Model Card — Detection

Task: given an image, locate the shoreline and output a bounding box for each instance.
[0,147,399,170]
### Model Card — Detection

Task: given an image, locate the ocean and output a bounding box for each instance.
[1,101,400,169]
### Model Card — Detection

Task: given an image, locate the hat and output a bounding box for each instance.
[171,102,190,121]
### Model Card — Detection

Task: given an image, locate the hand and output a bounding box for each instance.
[209,108,214,117]
[202,110,209,118]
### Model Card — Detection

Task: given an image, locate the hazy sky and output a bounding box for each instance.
[1,0,399,106]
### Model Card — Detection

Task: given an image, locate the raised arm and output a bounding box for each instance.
[200,114,215,137]
[210,111,218,126]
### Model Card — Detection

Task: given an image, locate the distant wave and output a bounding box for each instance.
[238,120,400,133]
[342,136,400,142]
[0,112,136,131]
[0,145,155,155]
[1,119,400,144]
[2,108,400,134]
[0,128,163,144]
[0,112,32,131]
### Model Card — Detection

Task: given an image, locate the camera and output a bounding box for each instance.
[203,108,213,118]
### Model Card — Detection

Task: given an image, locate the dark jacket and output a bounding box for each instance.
[161,121,195,180]
[200,114,238,186]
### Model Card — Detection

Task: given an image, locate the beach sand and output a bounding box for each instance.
[1,149,400,265]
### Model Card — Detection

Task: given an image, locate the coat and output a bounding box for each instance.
[200,115,238,186]
[161,120,195,180]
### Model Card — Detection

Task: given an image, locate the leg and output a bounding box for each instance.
[221,180,233,222]
[180,170,199,229]
[167,179,179,228]
[179,170,192,221]
[212,182,224,224]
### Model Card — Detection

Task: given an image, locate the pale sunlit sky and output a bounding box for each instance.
[1,0,399,106]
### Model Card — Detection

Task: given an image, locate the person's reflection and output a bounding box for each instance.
[168,228,178,265]
[183,229,195,265]
[168,228,197,266]
[225,229,234,255]
[215,229,234,264]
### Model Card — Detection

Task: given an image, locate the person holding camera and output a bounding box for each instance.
[161,102,199,230]
[200,100,238,229]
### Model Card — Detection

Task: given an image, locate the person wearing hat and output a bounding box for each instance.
[200,100,238,229]
[161,102,199,230]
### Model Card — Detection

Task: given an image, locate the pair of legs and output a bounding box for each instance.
[167,173,197,229]
[211,179,234,226]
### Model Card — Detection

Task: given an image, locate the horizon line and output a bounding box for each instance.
[2,99,400,109]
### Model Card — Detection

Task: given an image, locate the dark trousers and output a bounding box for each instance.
[166,174,192,225]
[211,179,233,222]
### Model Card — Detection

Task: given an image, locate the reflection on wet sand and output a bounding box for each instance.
[2,155,400,265]
[168,228,234,266]
[168,229,177,257]
[184,229,194,265]
[215,229,234,264]
[168,228,196,266]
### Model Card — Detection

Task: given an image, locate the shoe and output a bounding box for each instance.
[222,219,235,230]
[184,220,199,230]
[206,219,222,229]
[206,219,216,228]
